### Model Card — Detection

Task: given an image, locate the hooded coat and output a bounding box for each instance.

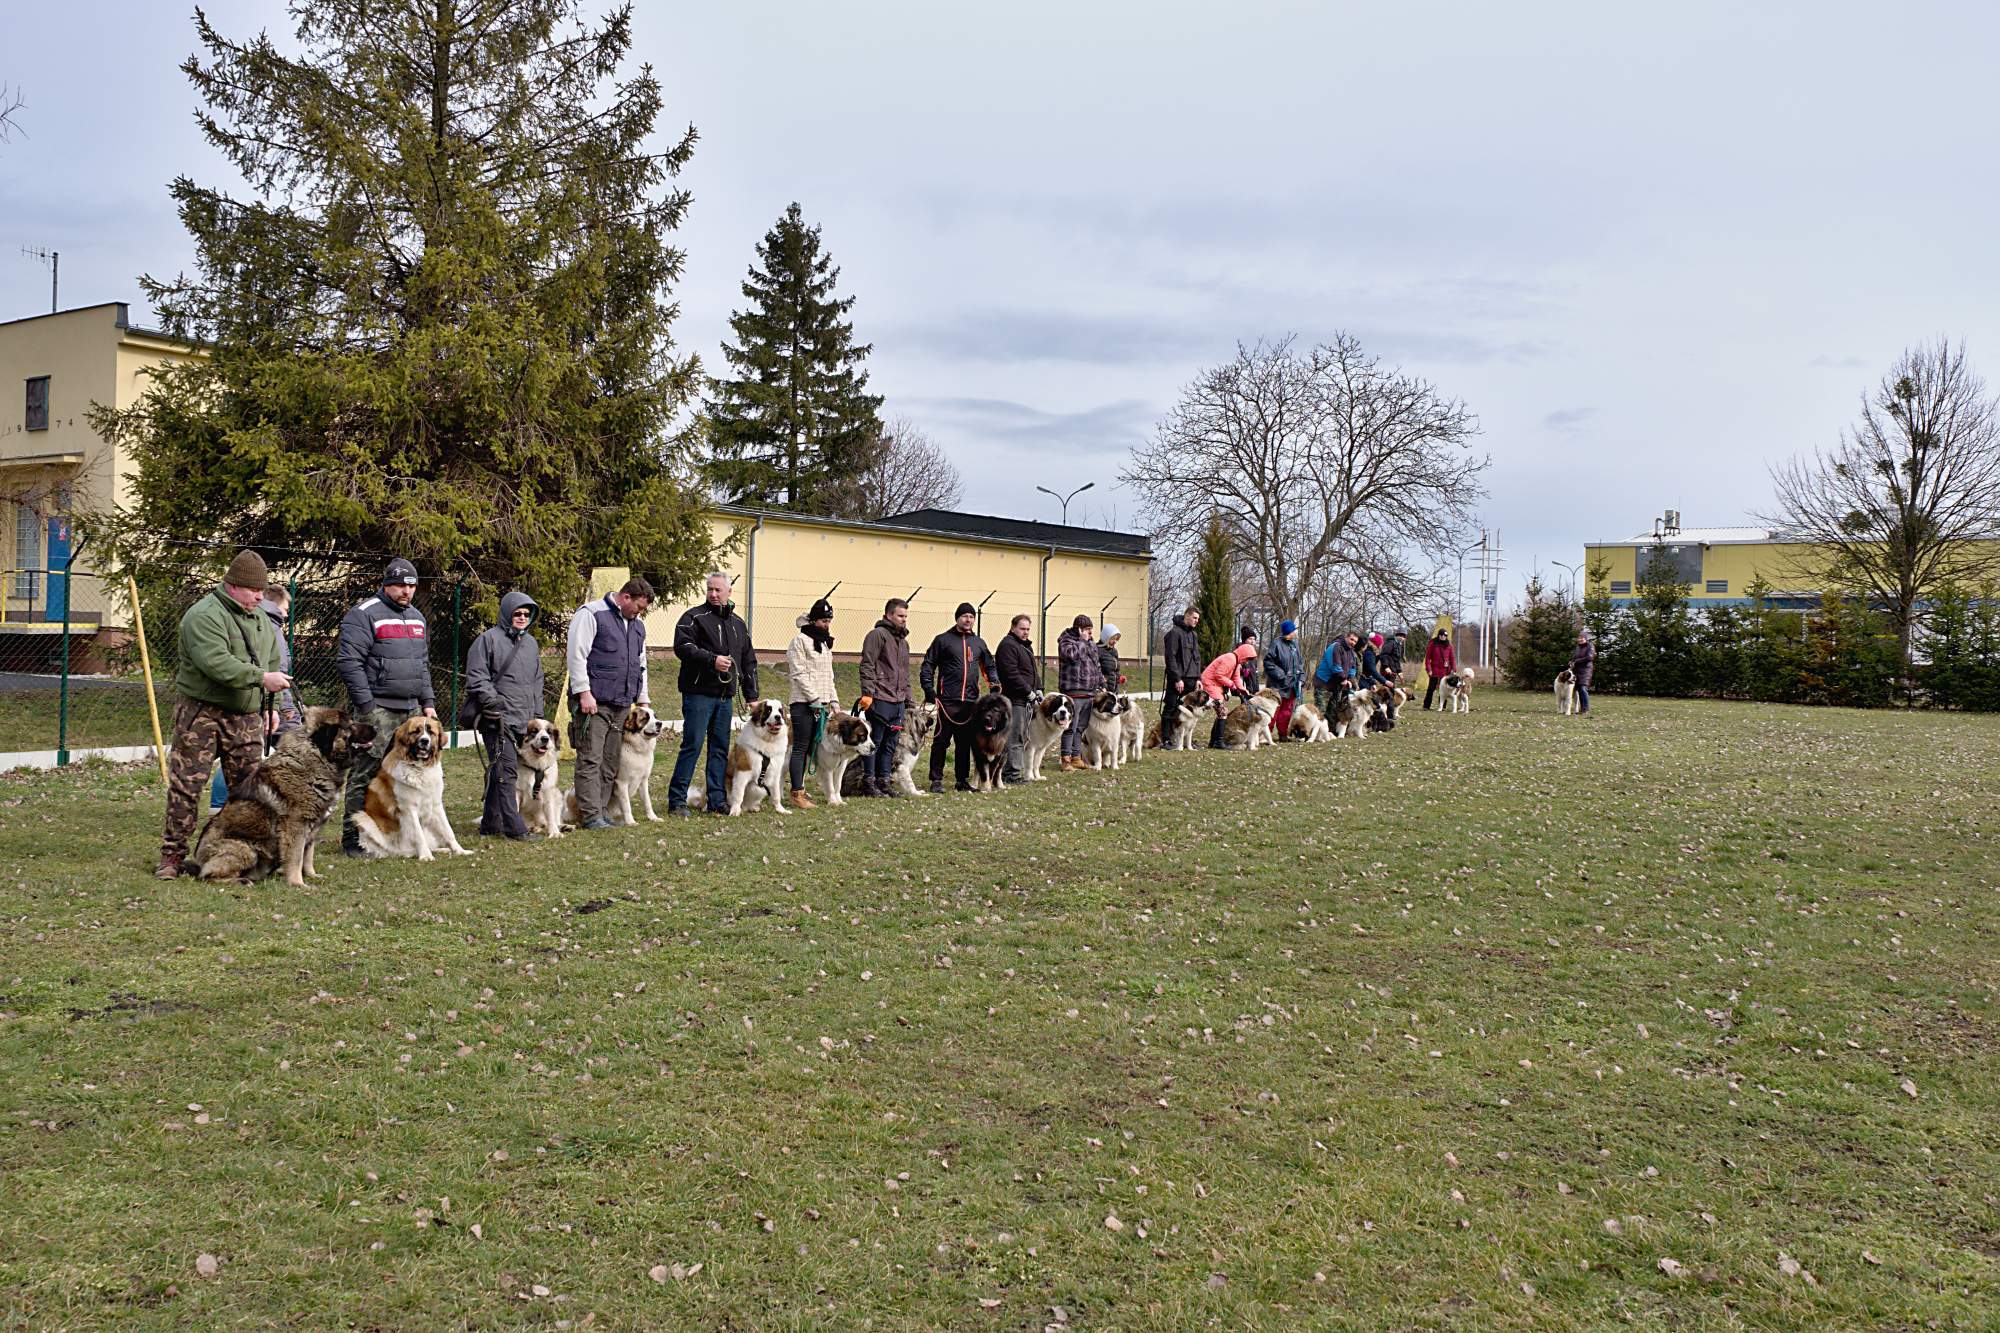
[465,590,547,729]
[1200,644,1257,700]
[1163,615,1202,691]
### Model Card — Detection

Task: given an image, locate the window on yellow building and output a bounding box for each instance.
[1705,579,1728,594]
[26,376,50,432]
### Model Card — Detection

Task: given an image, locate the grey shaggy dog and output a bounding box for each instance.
[190,707,375,886]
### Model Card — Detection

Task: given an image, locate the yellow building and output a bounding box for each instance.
[641,505,1153,664]
[1,303,198,632]
[1585,515,2000,608]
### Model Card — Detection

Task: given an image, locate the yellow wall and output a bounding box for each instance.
[1583,539,2000,601]
[604,510,1153,663]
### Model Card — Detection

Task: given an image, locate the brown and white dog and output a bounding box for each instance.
[355,714,472,860]
[841,700,936,798]
[1021,693,1071,781]
[1331,679,1375,739]
[1443,667,1474,714]
[1554,667,1578,715]
[724,698,790,815]
[1150,687,1208,752]
[1366,683,1407,732]
[816,709,876,806]
[1287,701,1333,743]
[1116,694,1145,764]
[1220,688,1281,750]
[517,717,563,838]
[1081,690,1131,770]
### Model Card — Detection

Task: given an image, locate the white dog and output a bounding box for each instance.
[1555,668,1578,715]
[1080,690,1130,770]
[1022,694,1071,781]
[516,718,563,838]
[1446,667,1474,714]
[1287,702,1333,743]
[1117,694,1145,764]
[815,709,876,806]
[1150,688,1207,752]
[1331,681,1375,739]
[725,699,790,815]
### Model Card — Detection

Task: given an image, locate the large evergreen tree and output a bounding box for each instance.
[92,0,712,607]
[1501,575,1577,690]
[1193,521,1235,666]
[704,202,883,512]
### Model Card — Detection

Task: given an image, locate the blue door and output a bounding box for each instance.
[45,516,70,622]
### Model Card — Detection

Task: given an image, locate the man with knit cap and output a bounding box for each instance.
[156,549,290,878]
[920,602,998,793]
[337,556,438,855]
[1265,619,1305,740]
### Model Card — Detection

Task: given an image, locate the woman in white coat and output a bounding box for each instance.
[786,597,839,808]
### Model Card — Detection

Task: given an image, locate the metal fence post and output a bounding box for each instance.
[55,538,84,765]
[448,579,462,748]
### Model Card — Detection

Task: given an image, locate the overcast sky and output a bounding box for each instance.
[6,1,1997,609]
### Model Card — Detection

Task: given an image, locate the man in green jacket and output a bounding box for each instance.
[157,550,292,879]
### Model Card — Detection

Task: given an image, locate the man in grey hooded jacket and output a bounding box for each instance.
[464,589,546,840]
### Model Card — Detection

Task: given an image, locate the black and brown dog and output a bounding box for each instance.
[190,707,376,886]
[968,692,1014,791]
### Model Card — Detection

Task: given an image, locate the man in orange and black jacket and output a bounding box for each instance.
[919,601,999,793]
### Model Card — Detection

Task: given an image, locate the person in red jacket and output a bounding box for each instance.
[1422,627,1457,712]
[1199,642,1257,748]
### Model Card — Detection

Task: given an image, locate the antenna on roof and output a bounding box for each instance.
[21,246,57,313]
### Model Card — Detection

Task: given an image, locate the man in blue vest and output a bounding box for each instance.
[565,576,654,830]
[337,557,437,856]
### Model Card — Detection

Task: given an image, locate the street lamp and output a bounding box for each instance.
[1453,536,1486,625]
[1552,559,1583,597]
[1036,482,1095,525]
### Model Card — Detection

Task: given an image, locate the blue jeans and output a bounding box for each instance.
[865,701,904,783]
[669,693,734,810]
[1576,684,1591,713]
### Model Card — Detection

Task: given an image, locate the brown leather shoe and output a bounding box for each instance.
[154,856,183,880]
[790,789,816,809]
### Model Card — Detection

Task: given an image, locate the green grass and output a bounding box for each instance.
[1,690,1995,1328]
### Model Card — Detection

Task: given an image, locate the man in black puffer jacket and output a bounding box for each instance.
[669,572,761,816]
[1161,606,1202,732]
[338,558,437,856]
[995,613,1039,784]
[920,602,998,793]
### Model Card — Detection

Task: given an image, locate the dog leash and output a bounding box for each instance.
[260,690,278,756]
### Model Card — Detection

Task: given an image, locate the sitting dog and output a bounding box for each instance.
[842,700,936,798]
[1081,690,1130,770]
[968,692,1015,791]
[190,707,375,886]
[1117,694,1145,764]
[1021,693,1071,781]
[1331,680,1376,739]
[724,699,789,815]
[1287,701,1333,743]
[355,714,472,860]
[815,709,876,806]
[516,718,563,838]
[1555,667,1578,715]
[1220,689,1281,751]
[1366,683,1405,733]
[1149,687,1208,752]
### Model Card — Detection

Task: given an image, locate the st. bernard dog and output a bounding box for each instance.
[815,709,876,806]
[1116,694,1145,764]
[354,714,472,860]
[1080,690,1130,770]
[1019,693,1071,781]
[1443,667,1474,714]
[968,692,1015,791]
[1331,680,1375,739]
[724,699,789,815]
[1554,667,1578,715]
[1366,683,1406,733]
[516,718,564,838]
[1287,701,1333,743]
[1219,688,1280,751]
[841,700,936,798]
[1150,687,1208,752]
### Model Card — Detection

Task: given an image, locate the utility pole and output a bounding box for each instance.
[22,246,58,313]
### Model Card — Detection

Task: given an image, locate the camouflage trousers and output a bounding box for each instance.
[342,705,417,848]
[162,696,264,862]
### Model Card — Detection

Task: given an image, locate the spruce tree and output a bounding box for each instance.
[1502,575,1576,690]
[91,1,712,609]
[704,203,883,512]
[1193,521,1235,666]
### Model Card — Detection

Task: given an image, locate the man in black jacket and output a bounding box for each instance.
[920,602,999,793]
[337,557,437,856]
[1161,606,1202,729]
[995,613,1039,784]
[668,572,760,815]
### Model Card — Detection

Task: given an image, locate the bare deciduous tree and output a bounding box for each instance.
[1122,334,1485,636]
[831,416,964,520]
[1761,339,2000,670]
[0,84,25,143]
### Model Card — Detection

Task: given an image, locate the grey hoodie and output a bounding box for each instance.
[464,590,546,729]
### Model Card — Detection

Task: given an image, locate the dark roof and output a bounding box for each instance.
[876,509,1151,557]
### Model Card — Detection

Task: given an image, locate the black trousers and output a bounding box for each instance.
[1422,677,1440,710]
[477,722,529,838]
[929,703,974,786]
[787,702,822,791]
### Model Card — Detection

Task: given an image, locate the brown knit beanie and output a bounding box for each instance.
[224,549,268,589]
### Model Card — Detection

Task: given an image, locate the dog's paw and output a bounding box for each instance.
[646,814,662,823]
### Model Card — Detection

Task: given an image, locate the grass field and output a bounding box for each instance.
[2,690,1996,1328]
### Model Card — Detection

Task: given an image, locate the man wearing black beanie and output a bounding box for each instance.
[919,602,999,792]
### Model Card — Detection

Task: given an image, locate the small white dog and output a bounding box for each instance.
[516,718,563,838]
[1554,668,1578,715]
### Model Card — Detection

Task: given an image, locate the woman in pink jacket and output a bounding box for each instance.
[1199,642,1257,748]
